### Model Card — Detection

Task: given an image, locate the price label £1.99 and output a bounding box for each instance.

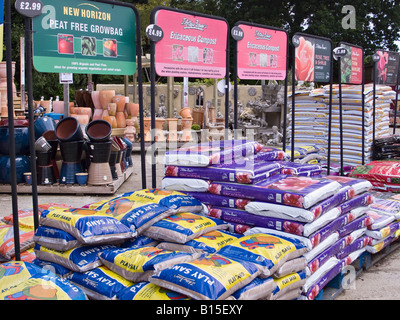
[15,0,44,18]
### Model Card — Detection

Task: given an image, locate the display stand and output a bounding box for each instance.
[336,42,364,170]
[232,22,288,146]
[372,50,400,154]
[291,33,333,172]
[9,0,145,260]
[147,6,230,188]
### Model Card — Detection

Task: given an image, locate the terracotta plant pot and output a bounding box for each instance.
[108,103,116,116]
[91,91,102,109]
[71,114,89,125]
[86,119,112,142]
[110,116,117,128]
[180,107,191,118]
[126,103,139,118]
[181,117,193,142]
[143,117,151,142]
[116,112,126,128]
[77,107,92,119]
[112,96,126,112]
[92,109,103,121]
[155,118,165,142]
[99,90,115,110]
[52,101,65,114]
[192,109,204,127]
[167,118,178,142]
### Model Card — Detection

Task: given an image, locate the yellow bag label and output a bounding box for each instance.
[134,282,189,300]
[129,189,185,204]
[113,247,166,273]
[230,234,297,266]
[188,254,253,292]
[43,207,110,227]
[274,272,302,290]
[194,230,238,251]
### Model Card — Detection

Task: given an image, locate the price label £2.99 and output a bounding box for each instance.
[15,0,44,18]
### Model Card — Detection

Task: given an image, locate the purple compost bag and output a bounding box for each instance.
[369,197,400,218]
[307,212,354,249]
[325,175,372,195]
[164,140,262,167]
[245,185,355,223]
[207,207,306,236]
[278,161,321,175]
[164,160,281,184]
[337,215,374,238]
[249,147,289,161]
[306,236,350,276]
[336,236,372,260]
[303,259,344,300]
[338,193,374,214]
[185,192,251,210]
[208,174,341,209]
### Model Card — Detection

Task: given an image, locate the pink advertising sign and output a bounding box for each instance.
[236,23,287,80]
[154,9,228,78]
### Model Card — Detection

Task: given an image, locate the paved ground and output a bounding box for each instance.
[1,152,400,300]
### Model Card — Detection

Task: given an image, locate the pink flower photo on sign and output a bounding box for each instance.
[154,9,228,78]
[236,23,287,80]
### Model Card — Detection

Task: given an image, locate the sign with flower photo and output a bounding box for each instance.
[293,33,332,83]
[374,50,400,85]
[339,42,363,85]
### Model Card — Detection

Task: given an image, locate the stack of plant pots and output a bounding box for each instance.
[33,116,60,185]
[85,119,113,185]
[35,136,56,185]
[0,119,30,184]
[55,117,84,184]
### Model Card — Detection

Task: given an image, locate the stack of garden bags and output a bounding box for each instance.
[162,155,375,300]
[364,191,400,255]
[237,175,375,300]
[29,189,207,300]
[287,89,328,155]
[350,159,400,192]
[372,135,400,160]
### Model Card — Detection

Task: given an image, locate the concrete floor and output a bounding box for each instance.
[2,152,400,300]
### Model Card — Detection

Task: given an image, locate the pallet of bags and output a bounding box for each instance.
[30,191,203,300]
[149,231,308,300]
[349,160,400,192]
